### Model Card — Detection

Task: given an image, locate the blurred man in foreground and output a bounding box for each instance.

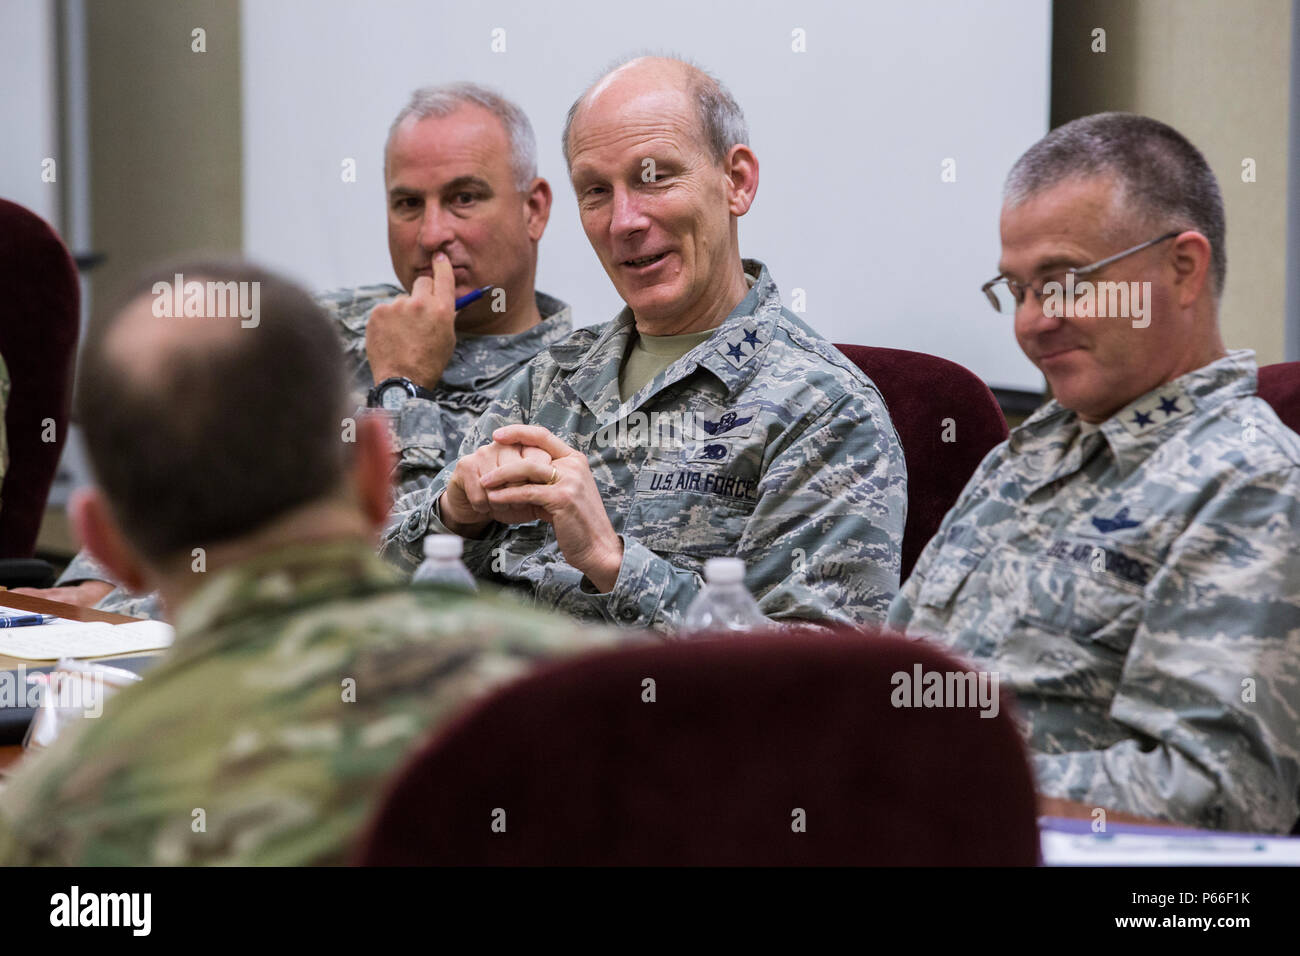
[888,113,1300,833]
[0,261,628,865]
[31,82,568,618]
[383,56,907,632]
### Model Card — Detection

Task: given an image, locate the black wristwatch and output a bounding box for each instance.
[367,377,437,411]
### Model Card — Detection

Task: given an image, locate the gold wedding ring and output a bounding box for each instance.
[547,467,560,485]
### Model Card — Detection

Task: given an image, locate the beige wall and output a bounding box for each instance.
[86,0,241,310]
[1052,0,1293,365]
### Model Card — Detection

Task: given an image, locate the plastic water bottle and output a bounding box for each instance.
[680,558,770,637]
[411,534,478,592]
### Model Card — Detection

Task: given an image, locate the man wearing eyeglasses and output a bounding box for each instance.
[888,112,1300,834]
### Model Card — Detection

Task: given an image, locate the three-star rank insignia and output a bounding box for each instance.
[1119,383,1192,437]
[717,323,763,369]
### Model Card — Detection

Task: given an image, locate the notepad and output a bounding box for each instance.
[0,620,174,661]
[1039,816,1300,865]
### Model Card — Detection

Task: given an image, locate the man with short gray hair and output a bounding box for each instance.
[34,82,571,618]
[383,56,907,632]
[888,113,1300,833]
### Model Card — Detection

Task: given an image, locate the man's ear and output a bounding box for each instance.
[524,177,553,242]
[354,414,395,530]
[69,487,150,593]
[1170,230,1213,308]
[724,144,759,217]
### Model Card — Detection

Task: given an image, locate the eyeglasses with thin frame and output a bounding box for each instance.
[981,230,1182,313]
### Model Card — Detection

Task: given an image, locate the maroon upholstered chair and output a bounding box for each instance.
[353,628,1041,866]
[1258,361,1300,433]
[1248,362,1300,835]
[835,345,1009,582]
[0,199,80,559]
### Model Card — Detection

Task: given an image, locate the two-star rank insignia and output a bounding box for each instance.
[1118,383,1193,437]
[717,322,764,369]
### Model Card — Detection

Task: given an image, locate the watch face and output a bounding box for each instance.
[379,384,408,411]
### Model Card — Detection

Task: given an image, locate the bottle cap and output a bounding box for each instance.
[703,557,745,584]
[423,534,464,559]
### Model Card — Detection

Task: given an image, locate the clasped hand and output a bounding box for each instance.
[439,424,624,591]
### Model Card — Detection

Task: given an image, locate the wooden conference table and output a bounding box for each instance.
[0,590,144,774]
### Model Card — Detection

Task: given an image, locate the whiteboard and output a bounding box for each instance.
[0,0,60,226]
[242,0,1050,389]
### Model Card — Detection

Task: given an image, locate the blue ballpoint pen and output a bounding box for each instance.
[454,285,493,310]
[0,613,53,628]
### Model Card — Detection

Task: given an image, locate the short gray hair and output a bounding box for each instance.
[1004,112,1226,296]
[385,82,537,191]
[561,54,749,169]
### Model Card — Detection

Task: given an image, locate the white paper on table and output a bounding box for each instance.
[1041,827,1300,866]
[0,620,174,661]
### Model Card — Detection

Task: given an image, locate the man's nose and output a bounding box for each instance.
[1008,290,1060,343]
[1016,288,1062,333]
[609,185,649,238]
[418,205,455,251]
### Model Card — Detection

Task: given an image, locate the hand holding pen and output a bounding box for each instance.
[365,252,493,390]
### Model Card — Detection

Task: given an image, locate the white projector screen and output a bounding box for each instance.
[242,0,1050,390]
[0,0,60,226]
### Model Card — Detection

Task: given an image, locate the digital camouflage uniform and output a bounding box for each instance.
[887,350,1300,833]
[56,286,572,620]
[0,538,635,864]
[382,261,907,633]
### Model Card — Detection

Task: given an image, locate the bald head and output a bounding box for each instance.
[562,55,748,169]
[561,55,759,334]
[76,260,351,563]
[107,292,247,400]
